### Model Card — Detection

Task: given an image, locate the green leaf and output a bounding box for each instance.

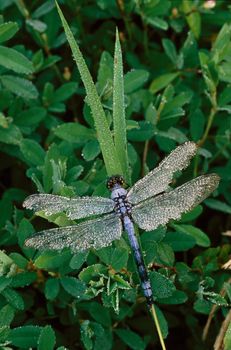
[0,326,10,343]
[180,205,203,222]
[194,299,212,315]
[113,29,130,183]
[17,218,35,252]
[176,262,194,284]
[224,322,231,350]
[163,231,196,251]
[217,86,231,106]
[82,140,101,161]
[0,22,19,43]
[0,75,38,99]
[52,82,77,103]
[124,69,149,93]
[79,264,108,283]
[60,276,86,298]
[159,290,188,305]
[0,305,15,326]
[190,108,205,141]
[55,2,123,177]
[109,274,131,291]
[0,46,34,74]
[141,228,167,264]
[0,253,14,274]
[199,52,218,92]
[80,320,112,350]
[42,144,62,193]
[145,103,158,124]
[54,122,95,143]
[96,246,128,271]
[150,72,179,94]
[38,326,56,350]
[162,39,178,65]
[26,19,47,33]
[45,278,60,300]
[212,24,231,63]
[173,224,211,247]
[10,252,28,269]
[9,325,41,348]
[150,271,176,299]
[115,328,146,350]
[1,288,24,310]
[15,107,46,127]
[218,61,231,83]
[155,242,175,266]
[20,139,46,166]
[205,199,231,214]
[182,0,201,39]
[41,55,61,71]
[88,302,111,327]
[128,121,155,141]
[0,326,11,344]
[0,276,12,292]
[10,272,37,288]
[0,123,22,145]
[69,251,88,270]
[206,292,228,306]
[146,17,168,31]
[0,196,12,230]
[34,251,72,270]
[32,1,55,18]
[168,90,192,109]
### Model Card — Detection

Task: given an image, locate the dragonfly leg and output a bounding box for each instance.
[123,216,153,307]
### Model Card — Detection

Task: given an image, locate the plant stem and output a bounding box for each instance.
[116,0,132,42]
[150,304,167,350]
[198,90,217,147]
[142,140,149,177]
[198,106,216,147]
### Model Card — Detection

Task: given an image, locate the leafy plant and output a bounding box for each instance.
[0,1,230,349]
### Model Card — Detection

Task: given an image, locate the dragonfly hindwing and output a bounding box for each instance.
[131,174,220,231]
[25,213,122,252]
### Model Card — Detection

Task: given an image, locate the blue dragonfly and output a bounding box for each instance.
[23,142,220,307]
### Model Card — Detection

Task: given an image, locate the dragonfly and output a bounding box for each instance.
[23,142,220,307]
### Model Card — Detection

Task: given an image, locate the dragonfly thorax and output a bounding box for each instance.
[111,187,132,218]
[111,187,127,199]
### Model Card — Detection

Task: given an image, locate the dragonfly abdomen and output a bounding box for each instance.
[123,216,153,307]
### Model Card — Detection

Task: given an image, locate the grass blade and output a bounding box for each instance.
[113,29,131,184]
[55,1,122,177]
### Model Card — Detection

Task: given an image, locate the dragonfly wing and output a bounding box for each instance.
[131,174,220,231]
[25,213,122,252]
[127,142,197,204]
[23,194,115,219]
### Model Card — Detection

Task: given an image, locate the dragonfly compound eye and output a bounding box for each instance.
[106,175,125,190]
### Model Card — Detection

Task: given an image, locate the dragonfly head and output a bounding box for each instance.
[107,175,125,191]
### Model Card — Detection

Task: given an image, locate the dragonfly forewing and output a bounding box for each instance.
[25,213,122,252]
[131,174,220,231]
[127,141,197,204]
[23,194,115,220]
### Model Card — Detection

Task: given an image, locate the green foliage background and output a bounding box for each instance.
[0,1,230,349]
